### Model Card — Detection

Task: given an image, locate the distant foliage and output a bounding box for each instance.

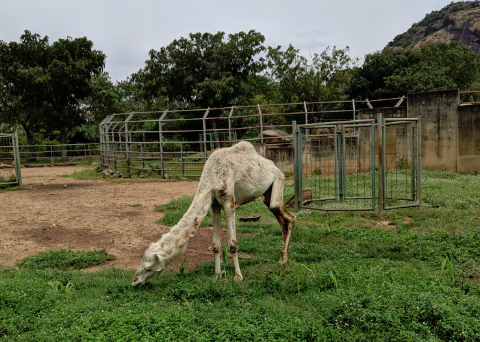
[348,42,480,99]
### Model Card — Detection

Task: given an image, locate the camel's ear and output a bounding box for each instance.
[152,254,165,272]
[149,242,154,248]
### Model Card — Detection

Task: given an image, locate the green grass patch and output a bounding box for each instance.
[1,170,480,340]
[20,249,116,270]
[61,169,104,180]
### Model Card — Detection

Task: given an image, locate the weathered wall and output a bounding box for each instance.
[458,104,480,173]
[408,89,460,171]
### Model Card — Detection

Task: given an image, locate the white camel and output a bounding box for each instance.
[132,141,296,286]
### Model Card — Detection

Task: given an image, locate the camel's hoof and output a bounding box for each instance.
[278,258,288,265]
[234,274,244,281]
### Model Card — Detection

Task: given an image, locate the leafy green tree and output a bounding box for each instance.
[83,73,148,122]
[134,30,266,109]
[134,30,266,145]
[267,45,357,104]
[348,42,480,100]
[0,31,105,160]
[43,36,105,159]
[0,31,50,148]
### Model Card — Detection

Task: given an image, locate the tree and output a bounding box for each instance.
[0,31,50,149]
[43,35,105,159]
[134,30,266,146]
[0,31,105,159]
[267,45,357,104]
[134,30,266,109]
[348,42,480,100]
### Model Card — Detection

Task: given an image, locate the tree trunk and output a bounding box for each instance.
[22,123,37,162]
[60,130,68,162]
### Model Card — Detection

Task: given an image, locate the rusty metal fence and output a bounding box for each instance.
[0,132,22,186]
[293,114,420,213]
[18,143,100,163]
[99,99,404,178]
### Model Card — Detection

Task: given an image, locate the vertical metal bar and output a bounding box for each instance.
[293,121,300,212]
[203,108,210,162]
[257,104,263,144]
[297,123,303,210]
[334,125,338,198]
[181,142,184,177]
[159,110,168,178]
[411,122,416,199]
[352,99,356,120]
[416,118,421,209]
[371,121,376,210]
[141,133,145,170]
[125,112,135,175]
[377,113,384,216]
[342,125,347,201]
[303,101,309,141]
[13,130,22,186]
[228,106,234,144]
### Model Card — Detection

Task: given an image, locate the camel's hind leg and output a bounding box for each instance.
[263,173,296,264]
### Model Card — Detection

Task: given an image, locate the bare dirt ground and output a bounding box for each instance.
[0,166,232,272]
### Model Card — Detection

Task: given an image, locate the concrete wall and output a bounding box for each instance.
[408,89,460,171]
[458,104,480,173]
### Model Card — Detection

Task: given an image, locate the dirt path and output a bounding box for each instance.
[0,166,231,272]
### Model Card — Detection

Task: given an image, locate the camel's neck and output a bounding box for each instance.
[156,186,213,263]
[177,186,213,232]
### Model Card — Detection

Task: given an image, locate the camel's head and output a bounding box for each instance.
[132,243,166,286]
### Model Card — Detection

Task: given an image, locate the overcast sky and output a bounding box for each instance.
[1,0,453,83]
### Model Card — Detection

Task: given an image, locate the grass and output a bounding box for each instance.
[20,249,116,270]
[1,170,480,341]
[61,169,104,180]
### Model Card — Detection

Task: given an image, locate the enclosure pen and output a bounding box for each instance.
[293,116,420,213]
[0,131,21,186]
[98,99,403,179]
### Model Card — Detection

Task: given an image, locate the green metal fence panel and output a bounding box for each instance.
[381,118,421,210]
[0,132,21,186]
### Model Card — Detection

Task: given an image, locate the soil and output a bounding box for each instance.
[0,166,233,273]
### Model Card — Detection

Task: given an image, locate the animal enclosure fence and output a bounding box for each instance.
[0,132,22,186]
[292,115,421,213]
[18,143,100,164]
[99,98,404,178]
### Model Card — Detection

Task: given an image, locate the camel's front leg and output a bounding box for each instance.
[224,200,243,281]
[211,202,222,276]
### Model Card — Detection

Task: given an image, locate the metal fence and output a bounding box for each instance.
[0,132,22,186]
[18,143,100,164]
[99,98,404,177]
[292,114,421,213]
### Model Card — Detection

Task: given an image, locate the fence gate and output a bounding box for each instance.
[0,131,22,187]
[293,115,420,213]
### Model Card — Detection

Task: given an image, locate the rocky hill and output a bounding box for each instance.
[387,1,480,55]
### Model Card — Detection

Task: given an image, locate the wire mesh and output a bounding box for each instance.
[382,119,421,209]
[298,120,376,211]
[0,133,20,186]
[294,117,420,212]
